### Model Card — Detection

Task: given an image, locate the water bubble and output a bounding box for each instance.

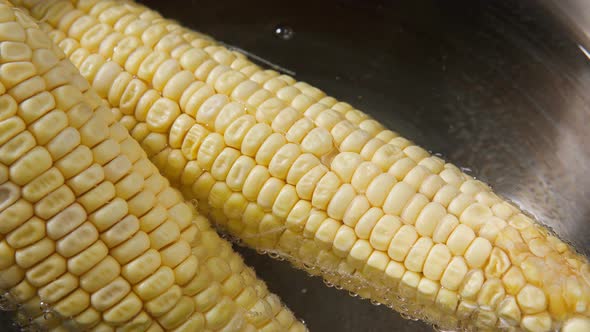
[323,280,334,288]
[268,252,280,260]
[334,284,343,290]
[370,299,381,306]
[348,291,358,297]
[300,288,307,294]
[273,25,294,40]
[43,311,54,320]
[0,292,17,311]
[400,312,412,320]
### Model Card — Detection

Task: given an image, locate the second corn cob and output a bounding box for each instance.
[19,0,590,331]
[0,2,305,330]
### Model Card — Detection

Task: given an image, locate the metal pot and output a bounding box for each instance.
[3,0,590,330]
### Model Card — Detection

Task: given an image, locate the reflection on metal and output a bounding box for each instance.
[578,44,590,60]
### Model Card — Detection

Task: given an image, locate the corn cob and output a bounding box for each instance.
[18,0,590,331]
[0,2,305,331]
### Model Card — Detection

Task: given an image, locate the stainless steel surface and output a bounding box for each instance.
[2,0,590,331]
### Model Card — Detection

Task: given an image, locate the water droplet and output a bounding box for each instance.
[400,312,412,320]
[303,263,314,270]
[0,292,17,311]
[334,285,343,290]
[323,280,334,288]
[43,311,54,320]
[256,249,267,255]
[370,299,381,306]
[348,291,358,297]
[300,288,307,294]
[273,25,294,40]
[268,252,280,259]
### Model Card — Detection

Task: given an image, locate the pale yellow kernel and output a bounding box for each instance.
[283,200,311,232]
[521,256,545,287]
[286,153,320,186]
[256,133,287,167]
[372,144,404,172]
[431,214,458,244]
[286,117,314,144]
[149,220,180,250]
[272,184,298,219]
[195,94,228,130]
[102,292,142,325]
[521,312,552,332]
[241,122,272,157]
[339,129,371,154]
[350,161,381,194]
[404,165,431,191]
[420,174,446,199]
[458,269,484,300]
[381,182,415,217]
[0,117,25,148]
[348,239,373,268]
[460,202,493,233]
[359,138,384,161]
[562,317,590,332]
[367,214,401,251]
[271,107,300,135]
[446,224,476,256]
[56,221,98,258]
[0,61,36,89]
[365,173,397,207]
[197,132,225,171]
[384,259,406,285]
[0,198,32,234]
[502,266,527,296]
[34,184,75,220]
[6,216,44,250]
[23,252,64,290]
[332,225,357,257]
[354,207,383,240]
[517,284,547,314]
[478,216,508,242]
[303,210,327,239]
[400,193,429,225]
[440,256,468,291]
[485,247,511,278]
[389,157,417,180]
[145,98,181,134]
[477,278,505,309]
[415,202,446,237]
[79,181,116,214]
[257,177,285,212]
[404,237,433,273]
[362,250,389,279]
[0,40,32,64]
[432,186,459,211]
[388,225,418,262]
[423,243,451,281]
[301,127,334,157]
[311,171,341,210]
[327,184,356,220]
[435,287,459,314]
[464,237,492,268]
[78,54,106,83]
[315,218,341,249]
[341,195,370,228]
[101,215,140,249]
[448,193,476,217]
[269,143,301,180]
[80,255,120,292]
